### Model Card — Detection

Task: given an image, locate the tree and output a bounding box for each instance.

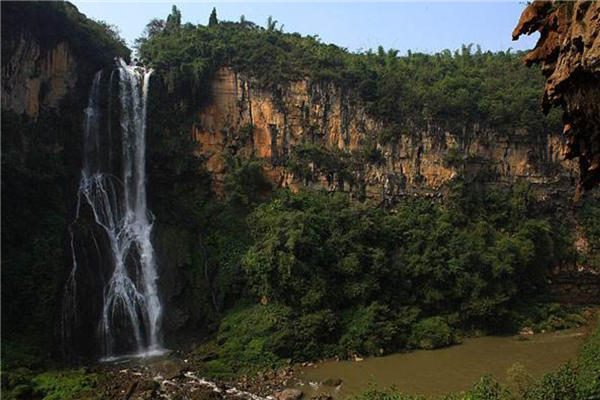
[208,7,218,27]
[267,15,277,31]
[166,5,181,31]
[144,18,166,37]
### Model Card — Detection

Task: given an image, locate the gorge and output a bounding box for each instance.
[1,1,599,400]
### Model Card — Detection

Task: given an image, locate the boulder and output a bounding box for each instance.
[321,378,342,387]
[275,388,303,400]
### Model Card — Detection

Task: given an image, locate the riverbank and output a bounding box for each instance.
[2,310,597,400]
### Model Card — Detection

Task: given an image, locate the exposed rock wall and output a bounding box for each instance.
[1,33,77,119]
[194,68,578,199]
[513,0,600,194]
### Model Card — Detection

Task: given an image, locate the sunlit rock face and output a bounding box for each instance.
[513,0,600,194]
[193,68,578,199]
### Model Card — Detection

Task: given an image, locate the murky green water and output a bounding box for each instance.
[292,329,585,398]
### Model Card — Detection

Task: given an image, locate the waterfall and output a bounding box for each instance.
[62,60,163,359]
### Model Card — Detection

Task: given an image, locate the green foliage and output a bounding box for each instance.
[444,147,465,169]
[350,387,426,400]
[166,5,182,31]
[1,2,129,72]
[465,375,512,400]
[574,318,600,399]
[32,370,98,400]
[137,12,561,139]
[507,363,535,397]
[1,1,129,370]
[287,144,356,187]
[208,7,218,27]
[408,317,455,350]
[135,10,582,372]
[339,303,417,356]
[224,154,273,210]
[504,318,600,400]
[196,304,291,378]
[1,111,68,366]
[1,368,99,400]
[523,364,578,400]
[193,181,578,366]
[348,376,511,400]
[518,303,588,333]
[243,190,391,312]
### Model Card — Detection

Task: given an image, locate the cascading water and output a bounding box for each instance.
[62,60,163,359]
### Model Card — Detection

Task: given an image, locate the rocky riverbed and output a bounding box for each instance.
[91,356,310,400]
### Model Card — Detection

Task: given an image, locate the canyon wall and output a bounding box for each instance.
[1,35,77,119]
[193,68,578,200]
[513,0,600,194]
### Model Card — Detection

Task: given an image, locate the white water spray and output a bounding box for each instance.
[62,61,163,358]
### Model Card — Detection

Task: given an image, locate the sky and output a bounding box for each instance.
[72,1,539,54]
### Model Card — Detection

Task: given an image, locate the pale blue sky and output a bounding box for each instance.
[72,1,539,54]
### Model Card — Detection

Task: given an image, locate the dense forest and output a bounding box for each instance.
[136,6,562,137]
[1,3,599,400]
[140,2,598,381]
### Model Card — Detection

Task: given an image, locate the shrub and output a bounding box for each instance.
[32,369,99,400]
[2,368,99,400]
[198,304,292,378]
[466,375,512,400]
[350,387,426,400]
[523,364,578,400]
[506,363,534,396]
[408,317,454,350]
[575,317,600,399]
[339,303,417,356]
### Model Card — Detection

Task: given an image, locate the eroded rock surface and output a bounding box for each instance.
[513,0,600,194]
[1,33,77,118]
[194,68,578,200]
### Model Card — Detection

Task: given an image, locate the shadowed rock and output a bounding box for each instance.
[514,0,600,195]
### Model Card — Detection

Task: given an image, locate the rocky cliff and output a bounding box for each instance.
[194,68,578,200]
[513,0,600,194]
[1,2,129,122]
[1,36,77,119]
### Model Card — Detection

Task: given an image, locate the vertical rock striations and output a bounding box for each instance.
[513,0,600,194]
[194,68,577,199]
[1,35,76,118]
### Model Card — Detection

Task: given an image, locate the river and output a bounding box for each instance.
[291,329,585,398]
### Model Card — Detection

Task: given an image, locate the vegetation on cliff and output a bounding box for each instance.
[1,1,129,72]
[2,5,599,400]
[134,6,600,379]
[137,6,561,137]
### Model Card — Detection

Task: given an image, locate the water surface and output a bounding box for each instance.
[292,329,584,398]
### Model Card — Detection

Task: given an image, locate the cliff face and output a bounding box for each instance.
[1,34,77,119]
[513,0,600,194]
[194,68,577,199]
